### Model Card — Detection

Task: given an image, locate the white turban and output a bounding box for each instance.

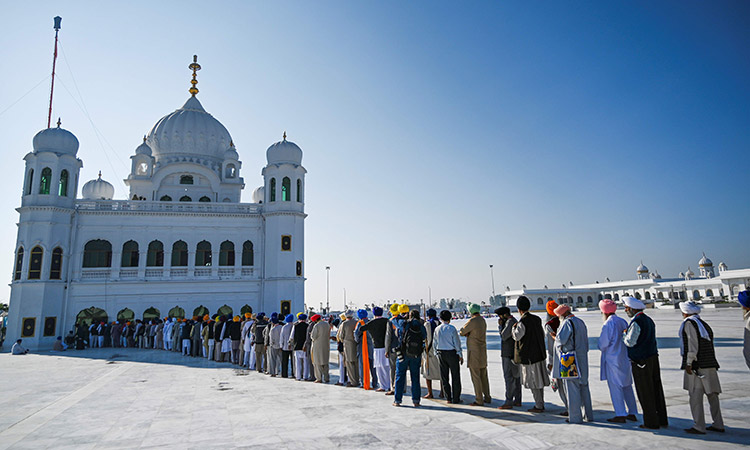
[679,301,701,315]
[622,296,645,310]
[344,310,354,318]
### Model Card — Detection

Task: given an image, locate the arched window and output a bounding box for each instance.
[25,169,34,195]
[193,305,209,317]
[645,291,652,300]
[39,167,52,195]
[199,196,211,202]
[171,241,188,267]
[58,170,69,197]
[635,292,642,299]
[270,178,276,202]
[83,240,112,268]
[706,289,714,297]
[14,247,24,280]
[657,292,664,299]
[692,290,700,300]
[117,308,135,322]
[537,297,543,305]
[296,179,301,202]
[121,241,139,267]
[598,294,603,301]
[50,247,63,280]
[195,241,212,266]
[143,307,160,321]
[282,177,291,201]
[76,307,108,326]
[614,293,620,301]
[219,241,235,266]
[242,240,254,266]
[146,240,164,267]
[240,305,253,316]
[179,195,192,202]
[168,306,185,319]
[180,175,194,185]
[160,195,172,201]
[225,164,236,178]
[586,296,593,303]
[577,296,583,304]
[28,246,43,279]
[605,293,612,300]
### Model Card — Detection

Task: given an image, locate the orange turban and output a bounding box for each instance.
[244,312,252,319]
[546,300,558,316]
[203,314,210,321]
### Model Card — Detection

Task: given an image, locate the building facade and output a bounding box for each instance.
[505,256,750,312]
[7,59,307,349]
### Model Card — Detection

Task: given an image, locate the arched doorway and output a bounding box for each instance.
[240,304,253,316]
[168,306,185,319]
[193,305,209,318]
[76,307,108,326]
[635,292,642,300]
[117,308,135,322]
[645,291,651,300]
[143,307,161,322]
[217,304,233,318]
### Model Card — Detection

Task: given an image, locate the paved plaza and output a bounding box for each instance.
[1,308,748,449]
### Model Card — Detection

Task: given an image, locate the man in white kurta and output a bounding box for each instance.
[553,305,593,424]
[597,299,637,422]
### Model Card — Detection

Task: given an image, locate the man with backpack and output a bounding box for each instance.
[393,309,427,407]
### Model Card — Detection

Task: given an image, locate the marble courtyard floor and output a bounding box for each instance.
[1,308,748,449]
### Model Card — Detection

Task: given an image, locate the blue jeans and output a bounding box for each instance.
[394,356,421,404]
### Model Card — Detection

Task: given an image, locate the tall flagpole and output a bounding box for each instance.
[47,16,62,128]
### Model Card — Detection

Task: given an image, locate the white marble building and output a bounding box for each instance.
[7,58,307,349]
[505,255,750,312]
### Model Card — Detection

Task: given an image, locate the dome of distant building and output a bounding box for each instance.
[224,142,239,160]
[267,134,302,165]
[81,173,114,200]
[33,122,79,156]
[718,262,728,271]
[699,253,713,267]
[135,137,152,156]
[637,262,648,273]
[146,96,232,162]
[251,186,264,203]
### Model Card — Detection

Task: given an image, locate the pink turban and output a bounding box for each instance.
[599,299,617,314]
[553,304,571,316]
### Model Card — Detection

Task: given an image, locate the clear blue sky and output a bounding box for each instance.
[1,1,748,308]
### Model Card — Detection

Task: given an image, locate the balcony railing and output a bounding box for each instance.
[76,200,261,214]
[78,266,256,281]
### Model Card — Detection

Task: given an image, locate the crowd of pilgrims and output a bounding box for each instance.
[65,291,750,436]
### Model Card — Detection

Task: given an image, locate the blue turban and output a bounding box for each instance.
[270,312,278,320]
[357,309,368,319]
[426,308,437,318]
[373,306,383,317]
[739,290,750,308]
[298,313,308,321]
[285,314,295,323]
[257,312,265,319]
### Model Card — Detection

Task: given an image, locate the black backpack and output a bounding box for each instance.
[400,321,423,358]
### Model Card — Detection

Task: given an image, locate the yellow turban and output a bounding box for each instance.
[339,313,347,321]
[398,304,410,314]
[233,315,240,322]
[244,312,252,319]
[389,304,400,315]
[297,312,303,318]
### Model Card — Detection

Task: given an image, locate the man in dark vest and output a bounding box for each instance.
[679,301,724,434]
[511,296,550,412]
[496,307,521,410]
[622,296,668,429]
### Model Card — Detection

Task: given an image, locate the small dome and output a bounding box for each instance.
[135,137,152,156]
[82,173,115,200]
[224,142,239,160]
[698,253,713,267]
[251,186,264,203]
[33,123,79,156]
[266,135,302,165]
[636,262,648,273]
[685,267,694,277]
[718,262,727,271]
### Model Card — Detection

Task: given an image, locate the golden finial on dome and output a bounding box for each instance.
[98,170,102,178]
[283,131,287,141]
[188,55,201,96]
[143,135,147,143]
[56,117,61,128]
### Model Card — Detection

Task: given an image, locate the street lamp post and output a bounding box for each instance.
[489,264,497,305]
[325,266,330,314]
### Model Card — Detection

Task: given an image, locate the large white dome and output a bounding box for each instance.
[33,124,79,156]
[82,173,115,200]
[146,96,232,162]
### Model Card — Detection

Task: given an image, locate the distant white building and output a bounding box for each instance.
[7,57,308,349]
[505,255,750,312]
